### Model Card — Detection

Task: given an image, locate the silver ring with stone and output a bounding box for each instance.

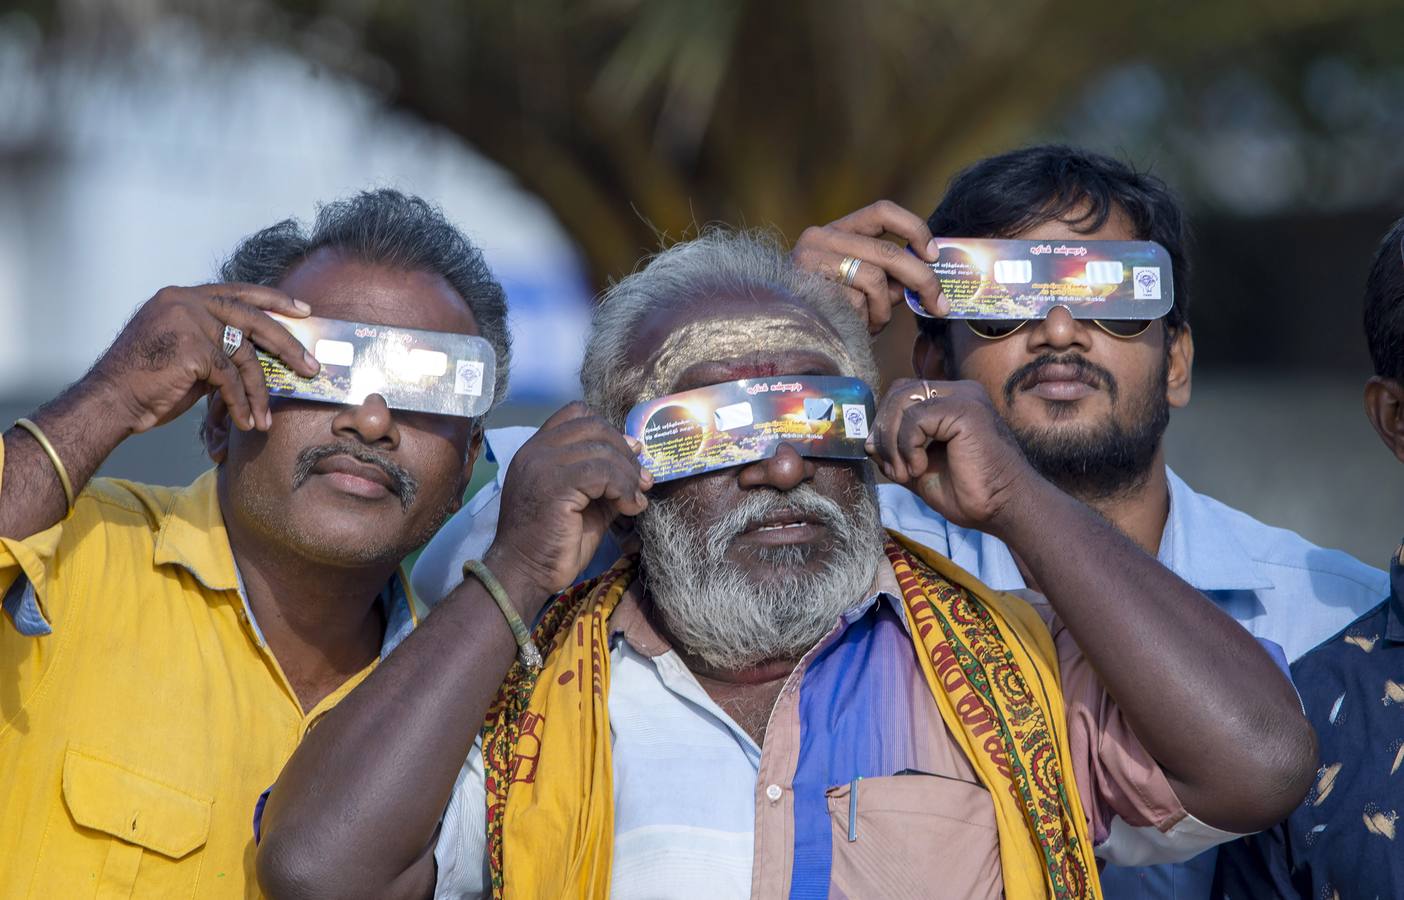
[222,325,244,357]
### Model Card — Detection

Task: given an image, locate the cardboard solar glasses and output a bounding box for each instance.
[624,376,876,483]
[904,238,1174,321]
[256,314,496,418]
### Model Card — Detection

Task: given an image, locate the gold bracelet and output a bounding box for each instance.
[462,559,543,669]
[14,418,75,513]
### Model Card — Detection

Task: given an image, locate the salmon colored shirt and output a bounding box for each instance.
[0,441,417,899]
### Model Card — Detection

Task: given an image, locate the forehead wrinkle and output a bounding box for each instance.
[638,313,856,398]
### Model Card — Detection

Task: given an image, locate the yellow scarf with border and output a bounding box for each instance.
[482,532,1102,899]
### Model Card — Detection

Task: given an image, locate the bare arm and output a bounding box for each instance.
[0,284,315,539]
[255,404,651,900]
[871,379,1315,832]
[0,377,133,538]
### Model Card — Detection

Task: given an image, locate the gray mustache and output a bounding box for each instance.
[291,441,419,511]
[705,485,851,555]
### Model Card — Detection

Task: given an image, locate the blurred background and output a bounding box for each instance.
[0,0,1400,561]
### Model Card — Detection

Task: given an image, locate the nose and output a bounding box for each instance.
[331,393,400,450]
[736,442,815,492]
[1026,305,1092,353]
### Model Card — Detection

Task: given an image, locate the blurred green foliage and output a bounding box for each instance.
[17,0,1404,284]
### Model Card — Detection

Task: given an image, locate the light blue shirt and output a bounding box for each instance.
[412,427,1391,900]
[877,467,1388,664]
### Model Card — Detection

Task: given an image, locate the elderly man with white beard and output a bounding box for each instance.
[255,229,1314,900]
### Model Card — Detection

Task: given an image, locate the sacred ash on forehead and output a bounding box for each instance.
[637,310,859,401]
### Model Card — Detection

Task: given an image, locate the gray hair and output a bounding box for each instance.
[220,189,511,411]
[580,227,879,425]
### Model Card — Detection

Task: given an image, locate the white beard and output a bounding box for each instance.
[635,481,886,671]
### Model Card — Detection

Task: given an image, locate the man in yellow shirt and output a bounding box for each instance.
[0,189,541,897]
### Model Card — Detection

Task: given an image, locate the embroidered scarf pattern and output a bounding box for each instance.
[482,534,1101,899]
[886,533,1098,898]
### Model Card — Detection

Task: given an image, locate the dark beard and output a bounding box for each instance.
[1001,352,1170,504]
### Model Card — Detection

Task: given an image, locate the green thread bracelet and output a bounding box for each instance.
[463,559,543,670]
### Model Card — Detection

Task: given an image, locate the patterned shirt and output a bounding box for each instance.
[1214,544,1404,900]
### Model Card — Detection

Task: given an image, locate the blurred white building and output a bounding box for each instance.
[0,18,592,404]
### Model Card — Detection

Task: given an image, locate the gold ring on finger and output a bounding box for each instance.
[838,255,863,287]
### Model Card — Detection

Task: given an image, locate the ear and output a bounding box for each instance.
[1364,376,1404,464]
[912,331,952,380]
[455,424,486,510]
[203,395,232,464]
[1166,323,1194,409]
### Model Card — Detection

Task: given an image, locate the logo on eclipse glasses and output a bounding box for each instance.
[1133,267,1162,301]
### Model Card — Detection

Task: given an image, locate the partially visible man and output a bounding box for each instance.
[789,145,1390,899]
[0,190,513,896]
[256,229,1314,899]
[1214,215,1404,900]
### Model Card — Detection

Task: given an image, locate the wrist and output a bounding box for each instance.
[985,467,1062,544]
[70,370,143,442]
[480,544,553,622]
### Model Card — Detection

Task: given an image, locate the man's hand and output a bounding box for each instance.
[90,283,319,435]
[256,402,651,900]
[791,199,946,333]
[867,379,1039,535]
[484,403,651,605]
[0,283,318,539]
[869,381,1314,833]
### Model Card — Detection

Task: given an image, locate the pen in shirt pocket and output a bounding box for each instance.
[847,776,862,842]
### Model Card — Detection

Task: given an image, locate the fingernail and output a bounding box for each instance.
[639,468,654,487]
[635,491,647,507]
[246,415,257,430]
[292,298,312,314]
[624,435,643,453]
[925,238,940,260]
[303,351,319,372]
[936,291,949,317]
[263,410,273,430]
[864,437,876,453]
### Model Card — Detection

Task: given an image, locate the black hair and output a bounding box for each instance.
[1364,214,1404,381]
[220,188,511,407]
[917,144,1191,345]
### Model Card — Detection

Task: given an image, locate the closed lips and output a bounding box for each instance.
[1022,363,1098,389]
[314,454,396,493]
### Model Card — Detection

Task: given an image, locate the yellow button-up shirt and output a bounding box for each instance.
[0,437,420,898]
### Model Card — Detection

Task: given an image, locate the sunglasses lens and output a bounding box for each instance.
[965,319,1026,339]
[1094,319,1154,338]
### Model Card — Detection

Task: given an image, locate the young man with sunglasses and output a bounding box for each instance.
[790,144,1389,900]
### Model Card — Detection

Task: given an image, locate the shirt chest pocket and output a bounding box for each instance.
[34,747,213,899]
[825,773,1002,900]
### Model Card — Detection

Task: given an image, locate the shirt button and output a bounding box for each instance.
[765,784,783,802]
